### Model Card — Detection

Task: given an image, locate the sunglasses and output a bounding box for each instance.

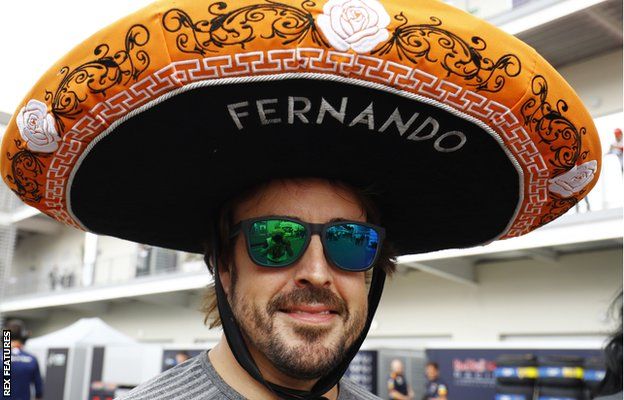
[230,217,385,272]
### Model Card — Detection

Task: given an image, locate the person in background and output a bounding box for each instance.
[424,362,448,400]
[387,359,414,400]
[175,351,191,366]
[48,265,59,291]
[60,268,71,288]
[4,319,43,400]
[607,128,623,171]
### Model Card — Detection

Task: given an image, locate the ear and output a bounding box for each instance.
[218,263,232,296]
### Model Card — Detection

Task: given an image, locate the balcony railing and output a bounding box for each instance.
[4,251,206,299]
[0,188,20,214]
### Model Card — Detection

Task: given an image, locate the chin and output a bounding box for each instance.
[272,340,345,380]
[265,326,349,379]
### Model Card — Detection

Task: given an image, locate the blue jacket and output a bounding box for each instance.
[8,347,43,400]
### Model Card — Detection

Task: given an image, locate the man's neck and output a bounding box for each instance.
[209,335,339,400]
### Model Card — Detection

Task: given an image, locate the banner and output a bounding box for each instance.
[425,348,602,400]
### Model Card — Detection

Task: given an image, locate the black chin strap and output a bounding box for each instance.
[211,233,386,400]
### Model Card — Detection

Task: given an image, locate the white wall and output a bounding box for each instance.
[94,235,140,285]
[10,228,147,293]
[442,0,513,18]
[11,227,84,294]
[373,248,622,343]
[559,50,623,118]
[24,248,621,347]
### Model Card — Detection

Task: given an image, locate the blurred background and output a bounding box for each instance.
[0,0,621,399]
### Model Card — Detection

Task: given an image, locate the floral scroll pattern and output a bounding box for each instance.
[537,195,579,226]
[161,2,521,92]
[6,24,151,204]
[162,0,329,55]
[5,140,47,203]
[521,75,588,176]
[521,75,591,225]
[372,13,521,92]
[44,24,151,132]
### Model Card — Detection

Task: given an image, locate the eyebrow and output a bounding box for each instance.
[263,215,351,223]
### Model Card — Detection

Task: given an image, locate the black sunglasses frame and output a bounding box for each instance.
[230,216,386,272]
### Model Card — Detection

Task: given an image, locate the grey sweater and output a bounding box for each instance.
[117,350,381,400]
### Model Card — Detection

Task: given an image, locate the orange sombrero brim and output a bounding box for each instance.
[1,0,601,254]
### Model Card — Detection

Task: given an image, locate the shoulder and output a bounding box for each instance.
[115,353,220,400]
[339,378,382,400]
[436,380,449,394]
[12,349,36,363]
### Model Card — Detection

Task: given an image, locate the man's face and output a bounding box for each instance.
[391,359,404,374]
[222,179,369,380]
[425,365,439,381]
[175,353,189,364]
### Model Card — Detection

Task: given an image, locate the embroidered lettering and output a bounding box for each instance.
[288,97,312,124]
[256,99,282,125]
[378,108,419,136]
[225,96,468,153]
[434,131,467,152]
[227,101,250,130]
[349,102,375,130]
[407,116,439,141]
[316,97,348,124]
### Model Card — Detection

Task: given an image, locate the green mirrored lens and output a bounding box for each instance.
[248,219,307,266]
[325,224,379,271]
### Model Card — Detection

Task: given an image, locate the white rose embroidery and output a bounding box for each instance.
[548,160,598,197]
[16,99,61,153]
[317,0,391,54]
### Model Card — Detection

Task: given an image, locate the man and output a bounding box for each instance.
[122,178,393,399]
[607,128,623,171]
[0,0,601,398]
[4,320,43,400]
[424,362,447,400]
[387,359,413,400]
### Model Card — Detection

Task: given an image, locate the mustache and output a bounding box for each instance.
[267,286,348,316]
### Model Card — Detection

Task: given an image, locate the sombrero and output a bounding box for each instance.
[1,0,600,256]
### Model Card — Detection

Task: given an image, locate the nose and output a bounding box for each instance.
[293,235,333,288]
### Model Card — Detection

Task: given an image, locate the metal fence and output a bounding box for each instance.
[0,186,20,213]
[0,225,17,323]
[3,249,205,299]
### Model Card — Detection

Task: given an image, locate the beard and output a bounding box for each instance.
[229,275,367,380]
